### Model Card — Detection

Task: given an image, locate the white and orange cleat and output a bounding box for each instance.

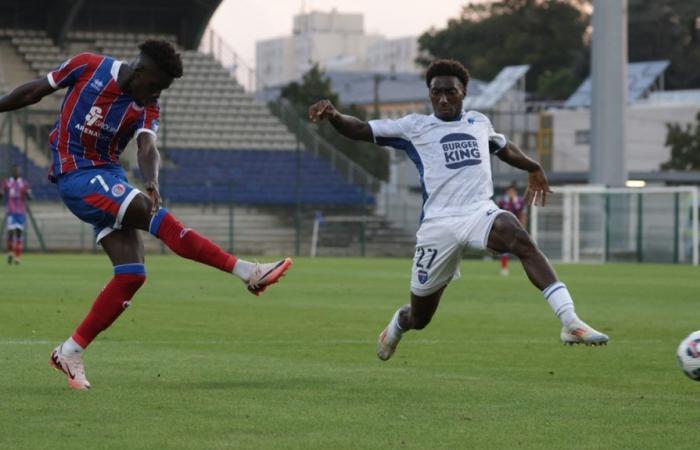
[49,345,91,390]
[246,258,293,296]
[561,319,609,346]
[377,308,406,361]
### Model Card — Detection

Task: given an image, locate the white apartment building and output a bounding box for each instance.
[256,9,419,89]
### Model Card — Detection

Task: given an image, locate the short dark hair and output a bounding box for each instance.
[138,40,183,79]
[425,59,470,89]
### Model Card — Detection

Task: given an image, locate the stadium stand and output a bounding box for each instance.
[158,149,371,205]
[0,0,413,255]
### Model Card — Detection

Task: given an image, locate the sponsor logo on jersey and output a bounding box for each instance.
[440,133,481,169]
[78,106,119,138]
[111,183,126,197]
[90,79,105,91]
[417,269,429,284]
[86,106,104,126]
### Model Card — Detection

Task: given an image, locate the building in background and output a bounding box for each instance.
[256,9,420,89]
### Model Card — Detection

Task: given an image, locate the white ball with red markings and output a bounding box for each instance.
[677,330,700,381]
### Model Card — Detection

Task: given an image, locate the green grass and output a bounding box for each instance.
[1,254,698,449]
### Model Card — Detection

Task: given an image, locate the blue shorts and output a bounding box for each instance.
[57,165,141,242]
[6,213,26,230]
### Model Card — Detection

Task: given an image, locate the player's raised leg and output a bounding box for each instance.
[122,193,292,295]
[487,212,608,345]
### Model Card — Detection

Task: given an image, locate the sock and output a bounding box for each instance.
[393,305,410,334]
[232,259,255,281]
[13,239,22,259]
[6,236,12,254]
[149,209,237,273]
[543,281,579,326]
[72,264,146,349]
[60,336,84,356]
[500,254,508,269]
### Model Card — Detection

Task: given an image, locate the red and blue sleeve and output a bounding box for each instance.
[47,53,95,89]
[136,102,161,138]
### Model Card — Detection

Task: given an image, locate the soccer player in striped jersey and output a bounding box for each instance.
[0,40,292,390]
[1,165,32,265]
[309,59,608,362]
[496,182,527,276]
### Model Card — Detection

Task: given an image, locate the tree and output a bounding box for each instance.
[279,65,388,181]
[417,0,590,100]
[661,112,700,171]
[628,0,700,90]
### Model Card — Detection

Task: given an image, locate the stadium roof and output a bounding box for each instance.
[327,71,487,106]
[463,65,530,109]
[565,60,670,108]
[0,0,222,49]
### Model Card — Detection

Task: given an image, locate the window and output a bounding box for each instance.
[575,129,590,145]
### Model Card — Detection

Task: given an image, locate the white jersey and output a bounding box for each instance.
[369,111,507,221]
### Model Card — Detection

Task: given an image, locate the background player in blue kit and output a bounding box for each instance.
[309,59,608,361]
[0,40,292,390]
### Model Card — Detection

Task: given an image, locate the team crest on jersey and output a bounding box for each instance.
[111,183,126,197]
[417,269,429,284]
[440,133,481,169]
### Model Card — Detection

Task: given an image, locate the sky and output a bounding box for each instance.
[208,0,471,69]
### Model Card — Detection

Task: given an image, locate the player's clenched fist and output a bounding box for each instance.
[308,99,337,122]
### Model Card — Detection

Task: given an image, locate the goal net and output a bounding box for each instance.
[530,186,699,265]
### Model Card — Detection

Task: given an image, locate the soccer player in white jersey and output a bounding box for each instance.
[308,59,608,361]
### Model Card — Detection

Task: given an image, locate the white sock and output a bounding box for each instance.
[61,337,84,355]
[232,259,255,281]
[543,281,579,326]
[391,306,409,335]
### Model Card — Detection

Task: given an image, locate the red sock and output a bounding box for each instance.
[72,264,146,349]
[500,254,508,269]
[14,239,22,259]
[149,209,237,273]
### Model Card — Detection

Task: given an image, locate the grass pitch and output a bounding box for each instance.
[1,254,698,449]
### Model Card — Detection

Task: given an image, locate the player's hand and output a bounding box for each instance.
[525,168,553,207]
[308,100,337,123]
[145,181,161,214]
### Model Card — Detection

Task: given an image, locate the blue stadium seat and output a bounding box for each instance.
[0,145,373,205]
[158,148,373,205]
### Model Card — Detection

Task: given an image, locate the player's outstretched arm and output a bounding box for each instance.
[308,99,373,142]
[136,132,162,214]
[496,141,553,206]
[0,78,55,113]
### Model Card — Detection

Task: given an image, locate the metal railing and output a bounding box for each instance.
[270,99,383,197]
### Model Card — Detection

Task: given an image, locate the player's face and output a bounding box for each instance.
[130,69,172,106]
[429,76,465,121]
[11,167,19,178]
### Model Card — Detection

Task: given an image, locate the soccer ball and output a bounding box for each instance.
[677,330,700,381]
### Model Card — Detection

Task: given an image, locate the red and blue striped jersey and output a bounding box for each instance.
[2,177,30,214]
[46,53,159,181]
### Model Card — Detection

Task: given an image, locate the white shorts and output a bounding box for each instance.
[410,201,506,296]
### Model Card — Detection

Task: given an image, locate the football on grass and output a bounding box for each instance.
[677,330,700,381]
